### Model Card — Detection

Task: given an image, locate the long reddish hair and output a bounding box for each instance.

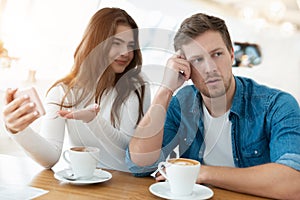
[49,7,145,127]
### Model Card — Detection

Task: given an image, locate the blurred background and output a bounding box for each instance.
[0,0,299,136]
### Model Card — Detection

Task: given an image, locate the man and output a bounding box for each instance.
[126,13,300,199]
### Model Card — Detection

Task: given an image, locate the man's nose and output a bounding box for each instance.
[203,58,217,73]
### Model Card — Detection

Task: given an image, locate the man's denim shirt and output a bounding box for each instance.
[125,76,300,176]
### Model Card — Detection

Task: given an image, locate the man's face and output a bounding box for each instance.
[182,31,234,98]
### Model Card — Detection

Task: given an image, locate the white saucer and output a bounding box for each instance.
[149,182,213,200]
[54,169,112,185]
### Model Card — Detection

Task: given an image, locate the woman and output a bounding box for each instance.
[2,7,150,172]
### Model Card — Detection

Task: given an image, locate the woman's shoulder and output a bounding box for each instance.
[139,71,151,83]
[47,83,67,94]
[46,83,67,102]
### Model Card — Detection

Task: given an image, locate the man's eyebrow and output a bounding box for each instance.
[187,55,204,62]
[187,47,224,61]
[210,47,224,53]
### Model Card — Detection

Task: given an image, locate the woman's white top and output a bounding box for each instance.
[9,84,151,172]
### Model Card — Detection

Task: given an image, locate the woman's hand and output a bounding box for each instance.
[57,103,100,123]
[2,88,40,134]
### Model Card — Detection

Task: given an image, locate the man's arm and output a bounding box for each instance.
[129,87,173,166]
[199,163,300,200]
[129,53,191,167]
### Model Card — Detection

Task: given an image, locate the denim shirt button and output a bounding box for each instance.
[254,150,258,155]
[235,158,239,161]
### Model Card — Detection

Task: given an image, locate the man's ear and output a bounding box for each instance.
[230,47,235,64]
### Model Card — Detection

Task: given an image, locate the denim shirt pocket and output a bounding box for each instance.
[241,137,270,167]
[178,125,195,155]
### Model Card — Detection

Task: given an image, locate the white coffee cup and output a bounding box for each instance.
[158,158,200,196]
[63,146,100,179]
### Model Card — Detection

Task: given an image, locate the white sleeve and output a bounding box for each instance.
[9,86,66,168]
[86,85,151,149]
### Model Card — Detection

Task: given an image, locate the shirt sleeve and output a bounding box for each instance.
[269,92,300,171]
[8,86,66,168]
[125,149,167,177]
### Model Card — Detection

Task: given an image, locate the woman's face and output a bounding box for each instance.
[108,25,135,74]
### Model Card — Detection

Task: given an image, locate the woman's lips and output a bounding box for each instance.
[115,59,128,65]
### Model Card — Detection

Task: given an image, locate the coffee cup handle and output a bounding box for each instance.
[63,150,71,164]
[157,162,169,180]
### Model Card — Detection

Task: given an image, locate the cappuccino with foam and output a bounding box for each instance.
[168,158,199,166]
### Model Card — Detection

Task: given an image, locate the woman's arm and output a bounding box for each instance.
[8,86,66,168]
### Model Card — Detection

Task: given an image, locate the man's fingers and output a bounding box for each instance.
[155,174,166,182]
[171,51,191,80]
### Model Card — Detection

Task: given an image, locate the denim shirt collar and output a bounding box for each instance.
[188,77,245,118]
[189,86,203,116]
[229,76,246,119]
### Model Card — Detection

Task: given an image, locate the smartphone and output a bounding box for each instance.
[13,87,46,116]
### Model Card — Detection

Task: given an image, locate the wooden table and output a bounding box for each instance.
[0,154,271,200]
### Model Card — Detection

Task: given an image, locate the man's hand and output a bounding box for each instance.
[161,51,191,93]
